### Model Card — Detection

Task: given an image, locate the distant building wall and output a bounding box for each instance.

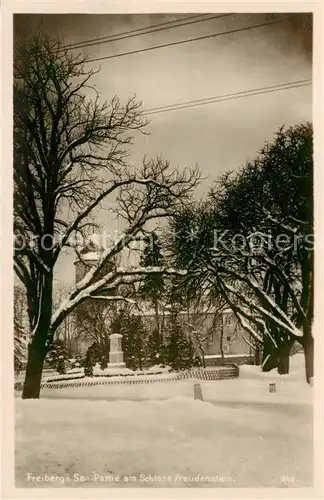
[141,309,252,356]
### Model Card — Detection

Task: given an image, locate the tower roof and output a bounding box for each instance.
[79,234,104,261]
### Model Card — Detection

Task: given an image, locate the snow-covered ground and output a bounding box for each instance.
[15,354,313,488]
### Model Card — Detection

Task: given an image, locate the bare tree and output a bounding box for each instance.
[74,299,113,353]
[14,35,200,398]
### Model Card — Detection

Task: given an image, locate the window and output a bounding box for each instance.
[224,315,232,325]
[226,336,231,341]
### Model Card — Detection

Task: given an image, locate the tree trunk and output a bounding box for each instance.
[304,335,314,384]
[261,336,278,372]
[254,347,262,366]
[277,339,293,375]
[22,338,47,399]
[22,272,53,399]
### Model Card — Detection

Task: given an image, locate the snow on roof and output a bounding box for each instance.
[79,252,100,261]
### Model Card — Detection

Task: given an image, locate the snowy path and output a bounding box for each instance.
[15,355,313,489]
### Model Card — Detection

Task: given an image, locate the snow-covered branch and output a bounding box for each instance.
[242,334,257,351]
[89,295,137,304]
[50,266,187,336]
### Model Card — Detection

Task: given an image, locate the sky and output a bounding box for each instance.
[14,13,312,288]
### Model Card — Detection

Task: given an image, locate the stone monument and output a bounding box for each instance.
[108,333,126,369]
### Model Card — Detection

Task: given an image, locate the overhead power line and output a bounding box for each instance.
[63,13,206,49]
[63,14,230,51]
[142,80,312,116]
[87,18,289,63]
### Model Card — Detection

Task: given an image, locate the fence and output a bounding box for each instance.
[15,365,239,391]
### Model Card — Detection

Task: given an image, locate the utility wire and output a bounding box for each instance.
[63,14,227,50]
[63,13,206,49]
[87,18,289,63]
[145,79,311,113]
[142,80,312,115]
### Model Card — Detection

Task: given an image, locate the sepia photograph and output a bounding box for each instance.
[4,4,320,493]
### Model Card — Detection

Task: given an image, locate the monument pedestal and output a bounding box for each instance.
[108,333,126,369]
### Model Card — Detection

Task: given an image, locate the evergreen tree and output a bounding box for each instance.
[83,341,108,376]
[56,356,66,375]
[46,339,68,374]
[139,232,165,337]
[165,313,195,370]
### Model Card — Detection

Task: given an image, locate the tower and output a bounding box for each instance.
[74,242,100,283]
[74,234,115,283]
